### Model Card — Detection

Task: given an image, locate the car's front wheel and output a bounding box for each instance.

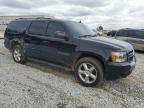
[75,57,104,87]
[12,45,26,64]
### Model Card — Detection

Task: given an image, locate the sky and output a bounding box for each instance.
[0,0,144,30]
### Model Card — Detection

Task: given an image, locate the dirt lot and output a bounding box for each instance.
[0,38,144,108]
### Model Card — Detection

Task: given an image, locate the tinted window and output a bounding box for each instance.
[125,30,144,39]
[127,30,136,38]
[7,21,29,33]
[64,21,94,37]
[46,22,65,36]
[116,30,127,37]
[134,30,144,39]
[28,21,47,35]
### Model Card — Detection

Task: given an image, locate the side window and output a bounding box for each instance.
[116,30,123,36]
[46,22,65,37]
[136,31,144,39]
[116,30,127,37]
[28,21,47,35]
[127,30,137,38]
[7,21,29,33]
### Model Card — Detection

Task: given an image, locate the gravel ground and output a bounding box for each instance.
[0,38,144,108]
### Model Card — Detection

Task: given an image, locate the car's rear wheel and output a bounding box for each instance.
[12,45,26,64]
[75,57,104,87]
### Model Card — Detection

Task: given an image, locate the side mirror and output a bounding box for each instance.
[54,31,69,41]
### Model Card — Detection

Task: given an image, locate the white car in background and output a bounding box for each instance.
[115,29,144,51]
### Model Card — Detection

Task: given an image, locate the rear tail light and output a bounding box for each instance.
[4,31,7,46]
[4,31,6,38]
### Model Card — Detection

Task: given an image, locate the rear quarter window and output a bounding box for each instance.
[7,20,30,33]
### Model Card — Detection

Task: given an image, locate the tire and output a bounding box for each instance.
[75,57,104,87]
[12,45,27,64]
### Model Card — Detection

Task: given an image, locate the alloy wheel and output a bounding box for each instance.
[13,48,21,62]
[78,63,97,84]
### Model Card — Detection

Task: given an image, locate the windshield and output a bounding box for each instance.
[64,21,95,38]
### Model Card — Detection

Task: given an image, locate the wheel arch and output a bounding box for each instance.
[10,39,21,50]
[72,52,106,72]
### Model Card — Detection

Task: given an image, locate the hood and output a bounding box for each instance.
[82,36,133,51]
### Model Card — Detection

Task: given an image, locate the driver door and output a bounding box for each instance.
[41,21,74,66]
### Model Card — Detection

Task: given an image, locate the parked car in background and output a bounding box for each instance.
[115,29,144,51]
[107,30,117,37]
[4,18,136,87]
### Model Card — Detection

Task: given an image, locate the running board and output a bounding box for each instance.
[27,57,72,72]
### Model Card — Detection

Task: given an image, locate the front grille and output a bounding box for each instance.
[128,50,134,62]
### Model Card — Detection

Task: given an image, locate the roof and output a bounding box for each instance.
[15,17,80,24]
[15,17,54,20]
[120,28,144,31]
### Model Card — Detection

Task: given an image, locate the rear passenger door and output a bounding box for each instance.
[24,20,47,59]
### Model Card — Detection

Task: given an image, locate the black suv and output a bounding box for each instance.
[115,29,144,51]
[4,18,136,86]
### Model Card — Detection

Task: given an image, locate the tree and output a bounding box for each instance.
[98,26,103,31]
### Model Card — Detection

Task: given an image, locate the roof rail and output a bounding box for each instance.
[15,16,54,20]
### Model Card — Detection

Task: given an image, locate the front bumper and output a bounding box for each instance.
[105,57,136,78]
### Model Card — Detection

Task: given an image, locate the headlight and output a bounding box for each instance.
[111,52,127,63]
